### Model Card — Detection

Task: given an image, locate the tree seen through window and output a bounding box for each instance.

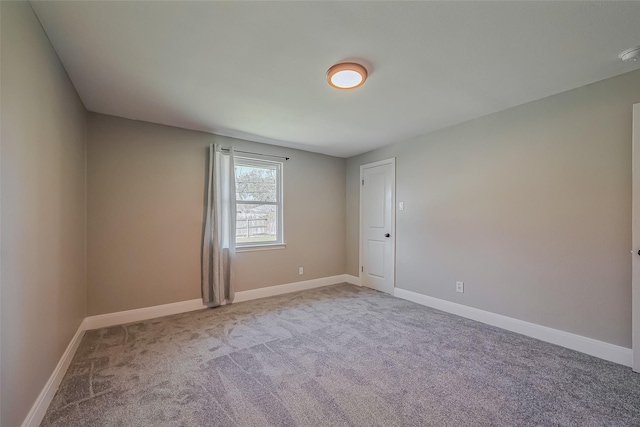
[234,159,282,245]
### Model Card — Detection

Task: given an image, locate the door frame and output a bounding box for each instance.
[633,103,639,372]
[359,158,396,292]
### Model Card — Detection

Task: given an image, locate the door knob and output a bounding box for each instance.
[385,233,390,238]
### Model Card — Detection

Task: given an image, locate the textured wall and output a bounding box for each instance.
[347,69,640,348]
[86,113,346,315]
[1,3,87,426]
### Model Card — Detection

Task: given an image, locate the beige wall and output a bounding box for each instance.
[347,69,640,348]
[87,113,345,315]
[1,3,87,426]
[2,4,637,420]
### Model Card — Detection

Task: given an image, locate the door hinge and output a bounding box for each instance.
[362,179,364,185]
[361,266,364,272]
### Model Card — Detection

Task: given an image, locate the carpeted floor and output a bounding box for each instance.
[42,283,640,426]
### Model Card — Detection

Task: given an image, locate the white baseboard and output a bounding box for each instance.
[393,287,633,367]
[233,275,348,302]
[84,274,353,330]
[21,320,86,427]
[84,298,206,330]
[344,274,362,286]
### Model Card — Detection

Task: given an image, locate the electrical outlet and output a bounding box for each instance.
[399,201,404,211]
[456,281,464,293]
[299,267,304,275]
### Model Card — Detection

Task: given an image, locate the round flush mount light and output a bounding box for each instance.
[327,63,368,90]
[619,46,640,62]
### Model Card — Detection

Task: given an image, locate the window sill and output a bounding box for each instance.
[236,243,286,253]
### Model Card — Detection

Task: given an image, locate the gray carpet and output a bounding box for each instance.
[41,283,640,426]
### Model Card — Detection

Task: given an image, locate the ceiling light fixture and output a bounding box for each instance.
[327,62,368,90]
[619,46,640,62]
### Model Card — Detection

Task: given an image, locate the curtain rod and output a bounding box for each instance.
[221,148,289,161]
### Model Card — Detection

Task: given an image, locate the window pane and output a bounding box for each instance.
[236,204,277,244]
[235,165,277,202]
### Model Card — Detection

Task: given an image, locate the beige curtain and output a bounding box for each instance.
[202,144,236,306]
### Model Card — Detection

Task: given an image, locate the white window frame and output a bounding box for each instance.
[234,156,284,250]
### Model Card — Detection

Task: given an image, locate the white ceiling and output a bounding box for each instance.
[31,1,640,158]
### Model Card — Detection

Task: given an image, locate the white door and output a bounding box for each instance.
[360,159,395,294]
[633,103,640,373]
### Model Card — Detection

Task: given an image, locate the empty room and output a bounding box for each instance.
[3,1,640,426]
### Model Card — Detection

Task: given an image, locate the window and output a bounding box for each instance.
[235,157,283,247]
